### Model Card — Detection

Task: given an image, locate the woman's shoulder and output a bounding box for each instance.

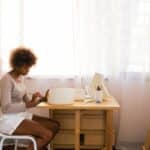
[0,73,12,84]
[1,73,11,80]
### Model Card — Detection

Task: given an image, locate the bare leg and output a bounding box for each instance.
[13,119,53,150]
[32,115,60,149]
[32,115,60,139]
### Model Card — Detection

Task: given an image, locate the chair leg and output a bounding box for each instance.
[47,144,50,150]
[14,139,18,150]
[0,138,6,150]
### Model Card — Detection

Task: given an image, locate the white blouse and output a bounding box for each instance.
[0,73,32,135]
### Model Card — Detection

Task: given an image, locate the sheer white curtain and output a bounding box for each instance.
[116,0,150,146]
[74,0,122,77]
[0,0,76,76]
[1,0,150,146]
[0,0,22,74]
[1,0,150,77]
[23,0,76,76]
[75,0,150,76]
[75,0,150,146]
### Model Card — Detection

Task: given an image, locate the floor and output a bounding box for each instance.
[3,145,142,150]
[3,145,26,150]
[116,143,143,150]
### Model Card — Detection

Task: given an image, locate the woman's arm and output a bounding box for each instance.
[0,76,26,113]
[23,89,49,108]
[23,92,43,108]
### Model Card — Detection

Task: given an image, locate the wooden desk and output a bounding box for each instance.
[38,97,120,150]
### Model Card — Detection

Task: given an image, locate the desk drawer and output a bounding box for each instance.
[84,132,105,145]
[54,114,75,130]
[54,132,75,145]
[81,116,105,130]
[81,111,105,130]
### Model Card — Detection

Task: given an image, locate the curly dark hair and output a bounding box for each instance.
[10,47,37,69]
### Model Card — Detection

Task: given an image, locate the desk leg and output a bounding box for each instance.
[75,110,80,150]
[49,110,54,150]
[105,110,114,150]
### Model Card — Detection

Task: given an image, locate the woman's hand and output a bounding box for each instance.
[32,92,42,101]
[25,90,50,108]
[25,92,43,108]
[39,89,50,102]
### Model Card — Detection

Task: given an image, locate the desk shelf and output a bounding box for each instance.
[51,110,107,150]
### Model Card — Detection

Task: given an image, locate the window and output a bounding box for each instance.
[127,0,150,72]
[24,0,76,76]
[0,0,76,76]
[1,0,150,77]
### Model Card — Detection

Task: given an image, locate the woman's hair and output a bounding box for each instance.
[10,47,37,69]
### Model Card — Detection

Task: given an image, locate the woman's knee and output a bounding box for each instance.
[55,120,61,132]
[42,129,53,143]
[52,120,60,134]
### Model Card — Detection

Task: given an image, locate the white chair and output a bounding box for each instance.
[0,98,49,150]
[0,133,37,150]
[0,77,37,150]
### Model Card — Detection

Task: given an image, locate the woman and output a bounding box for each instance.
[0,47,60,150]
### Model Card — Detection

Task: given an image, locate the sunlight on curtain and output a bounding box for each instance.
[0,0,21,73]
[0,0,76,76]
[116,0,150,145]
[75,0,150,77]
[122,0,150,73]
[74,0,122,77]
[1,0,150,77]
[23,0,75,76]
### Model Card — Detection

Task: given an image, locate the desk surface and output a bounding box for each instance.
[38,97,120,110]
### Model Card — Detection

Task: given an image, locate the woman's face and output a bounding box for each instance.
[16,65,31,75]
